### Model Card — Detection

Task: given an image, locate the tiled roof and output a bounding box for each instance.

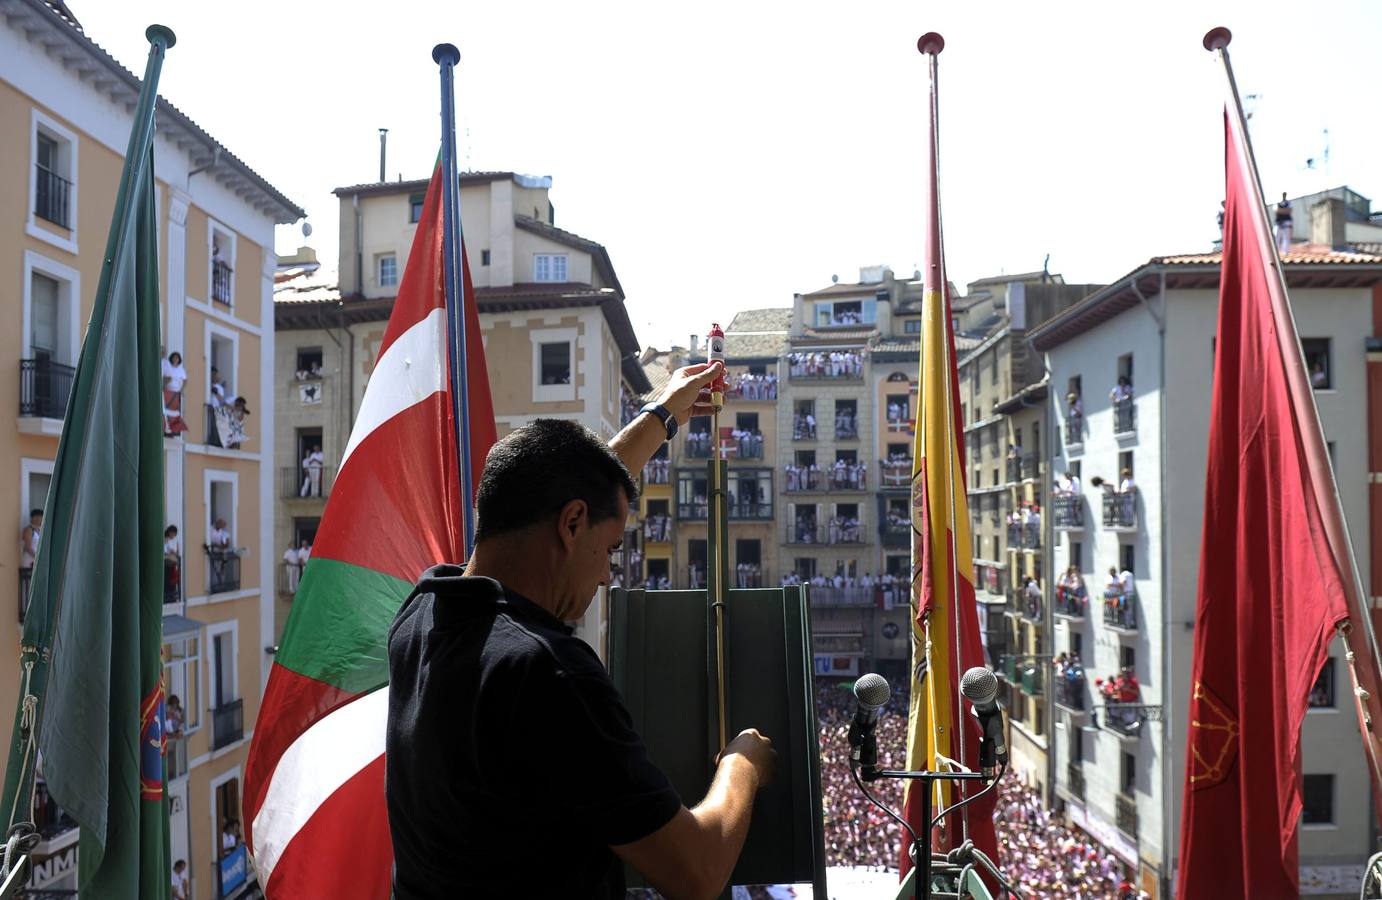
[802,281,887,298]
[641,355,674,399]
[723,308,790,359]
[797,326,877,342]
[13,0,304,222]
[1152,245,1382,265]
[727,308,791,333]
[333,172,518,197]
[872,338,919,355]
[967,270,1051,286]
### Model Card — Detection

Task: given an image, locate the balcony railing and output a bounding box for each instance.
[685,434,713,458]
[1053,584,1087,618]
[643,516,671,543]
[880,460,911,488]
[1116,792,1138,840]
[1103,589,1137,631]
[19,567,32,625]
[1055,670,1085,710]
[643,461,670,484]
[1101,491,1137,530]
[280,466,335,499]
[212,259,234,306]
[35,164,71,228]
[808,586,875,606]
[733,567,764,588]
[206,548,241,594]
[1113,397,1135,436]
[1067,762,1085,802]
[210,698,244,751]
[726,377,777,401]
[791,419,818,441]
[787,354,864,381]
[784,469,824,492]
[1001,655,1019,682]
[786,523,821,544]
[20,358,75,419]
[1006,523,1021,549]
[827,468,868,491]
[881,517,910,548]
[728,439,765,460]
[729,501,773,520]
[1014,585,1042,621]
[678,502,708,521]
[835,423,859,440]
[1065,411,1083,447]
[1021,522,1040,550]
[165,733,189,781]
[824,521,865,544]
[1104,704,1144,738]
[1053,493,1084,529]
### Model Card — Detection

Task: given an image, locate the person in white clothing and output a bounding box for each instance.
[283,544,302,593]
[20,509,42,570]
[301,446,325,497]
[171,860,189,900]
[208,518,231,550]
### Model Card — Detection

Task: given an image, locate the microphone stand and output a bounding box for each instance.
[857,765,990,900]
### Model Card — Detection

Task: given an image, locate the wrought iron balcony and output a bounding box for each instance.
[880,517,910,548]
[212,259,234,306]
[835,423,859,440]
[1014,585,1042,621]
[281,466,334,499]
[784,469,825,492]
[808,586,875,606]
[18,567,32,625]
[1065,411,1083,448]
[206,548,241,595]
[729,501,773,520]
[35,164,71,228]
[1101,491,1137,531]
[20,358,75,419]
[827,467,868,491]
[1021,522,1041,550]
[1103,589,1138,631]
[733,567,765,588]
[210,698,244,751]
[1116,792,1138,840]
[1053,584,1087,619]
[1053,493,1084,529]
[1113,397,1135,436]
[1054,670,1086,710]
[823,522,865,545]
[678,502,708,521]
[791,419,818,441]
[786,523,821,545]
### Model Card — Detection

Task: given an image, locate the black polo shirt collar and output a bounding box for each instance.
[418,564,573,636]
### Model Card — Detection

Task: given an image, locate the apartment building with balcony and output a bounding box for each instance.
[0,2,305,896]
[1031,239,1382,897]
[273,170,649,659]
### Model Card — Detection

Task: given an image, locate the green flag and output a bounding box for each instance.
[0,27,175,899]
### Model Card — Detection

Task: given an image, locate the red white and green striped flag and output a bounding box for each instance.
[243,161,496,897]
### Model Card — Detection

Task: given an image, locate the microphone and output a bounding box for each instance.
[848,673,890,772]
[960,666,1008,777]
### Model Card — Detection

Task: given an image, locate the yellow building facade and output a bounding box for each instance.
[0,3,303,896]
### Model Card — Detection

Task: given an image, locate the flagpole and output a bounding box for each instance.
[1204,24,1382,821]
[433,43,477,559]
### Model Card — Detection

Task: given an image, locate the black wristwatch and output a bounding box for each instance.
[638,402,677,440]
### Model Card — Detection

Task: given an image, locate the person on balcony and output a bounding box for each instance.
[1022,576,1041,618]
[1118,468,1137,523]
[1109,376,1133,406]
[163,524,181,601]
[171,859,189,900]
[221,818,242,857]
[1066,389,1082,419]
[161,351,189,436]
[284,543,303,593]
[1061,470,1081,495]
[21,508,42,571]
[226,396,251,449]
[165,695,185,741]
[301,446,325,497]
[209,518,232,554]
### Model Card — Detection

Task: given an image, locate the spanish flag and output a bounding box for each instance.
[901,34,999,877]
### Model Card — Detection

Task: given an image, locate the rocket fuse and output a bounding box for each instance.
[707,322,727,408]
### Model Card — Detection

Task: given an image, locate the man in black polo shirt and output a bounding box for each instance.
[387,361,777,899]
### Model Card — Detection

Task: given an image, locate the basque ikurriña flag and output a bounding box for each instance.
[1174,85,1382,898]
[244,160,496,898]
[901,35,998,878]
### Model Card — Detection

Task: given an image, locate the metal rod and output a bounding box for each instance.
[711,402,727,750]
[432,43,477,558]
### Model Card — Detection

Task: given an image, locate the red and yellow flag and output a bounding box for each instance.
[901,35,998,876]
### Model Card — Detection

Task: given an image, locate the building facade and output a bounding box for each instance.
[274,171,650,658]
[1031,245,1382,898]
[0,1,304,896]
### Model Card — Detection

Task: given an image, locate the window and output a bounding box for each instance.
[835,449,857,464]
[481,249,491,267]
[1302,339,1332,390]
[1309,658,1335,708]
[1121,752,1136,794]
[378,255,398,289]
[886,394,910,424]
[1070,541,1082,571]
[904,319,922,334]
[534,254,569,282]
[29,112,78,249]
[1119,450,1134,481]
[1121,645,1136,672]
[295,347,323,378]
[1071,632,1083,660]
[209,224,236,308]
[210,626,238,707]
[540,342,571,385]
[736,539,761,567]
[214,775,242,850]
[646,558,669,581]
[795,558,817,580]
[1070,721,1083,762]
[1117,354,1134,384]
[1120,544,1135,575]
[208,330,237,406]
[210,480,235,543]
[408,193,425,224]
[795,450,816,467]
[162,635,202,731]
[736,412,758,430]
[1301,774,1334,825]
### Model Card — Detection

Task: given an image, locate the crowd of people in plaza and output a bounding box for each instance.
[788,351,864,379]
[813,682,1141,897]
[732,371,778,400]
[1096,668,1143,734]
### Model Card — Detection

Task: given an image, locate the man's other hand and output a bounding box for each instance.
[717,728,776,789]
[655,362,723,426]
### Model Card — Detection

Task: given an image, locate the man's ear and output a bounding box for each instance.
[556,499,588,551]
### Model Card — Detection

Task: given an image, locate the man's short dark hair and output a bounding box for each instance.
[474,419,638,543]
[30,509,42,519]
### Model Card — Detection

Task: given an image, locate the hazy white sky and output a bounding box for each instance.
[74,0,1381,349]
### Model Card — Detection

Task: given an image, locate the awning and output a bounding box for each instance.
[162,614,202,641]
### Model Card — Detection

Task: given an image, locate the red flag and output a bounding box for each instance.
[1175,106,1354,897]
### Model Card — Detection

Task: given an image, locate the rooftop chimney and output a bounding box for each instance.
[1310,197,1347,250]
[378,128,389,183]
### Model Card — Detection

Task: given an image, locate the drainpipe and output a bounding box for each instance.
[187,144,220,183]
[352,195,364,297]
[1132,271,1171,890]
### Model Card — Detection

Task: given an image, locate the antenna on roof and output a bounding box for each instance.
[378,128,388,182]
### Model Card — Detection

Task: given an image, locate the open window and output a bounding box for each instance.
[22,254,80,420]
[1302,338,1332,390]
[209,223,236,308]
[29,111,78,251]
